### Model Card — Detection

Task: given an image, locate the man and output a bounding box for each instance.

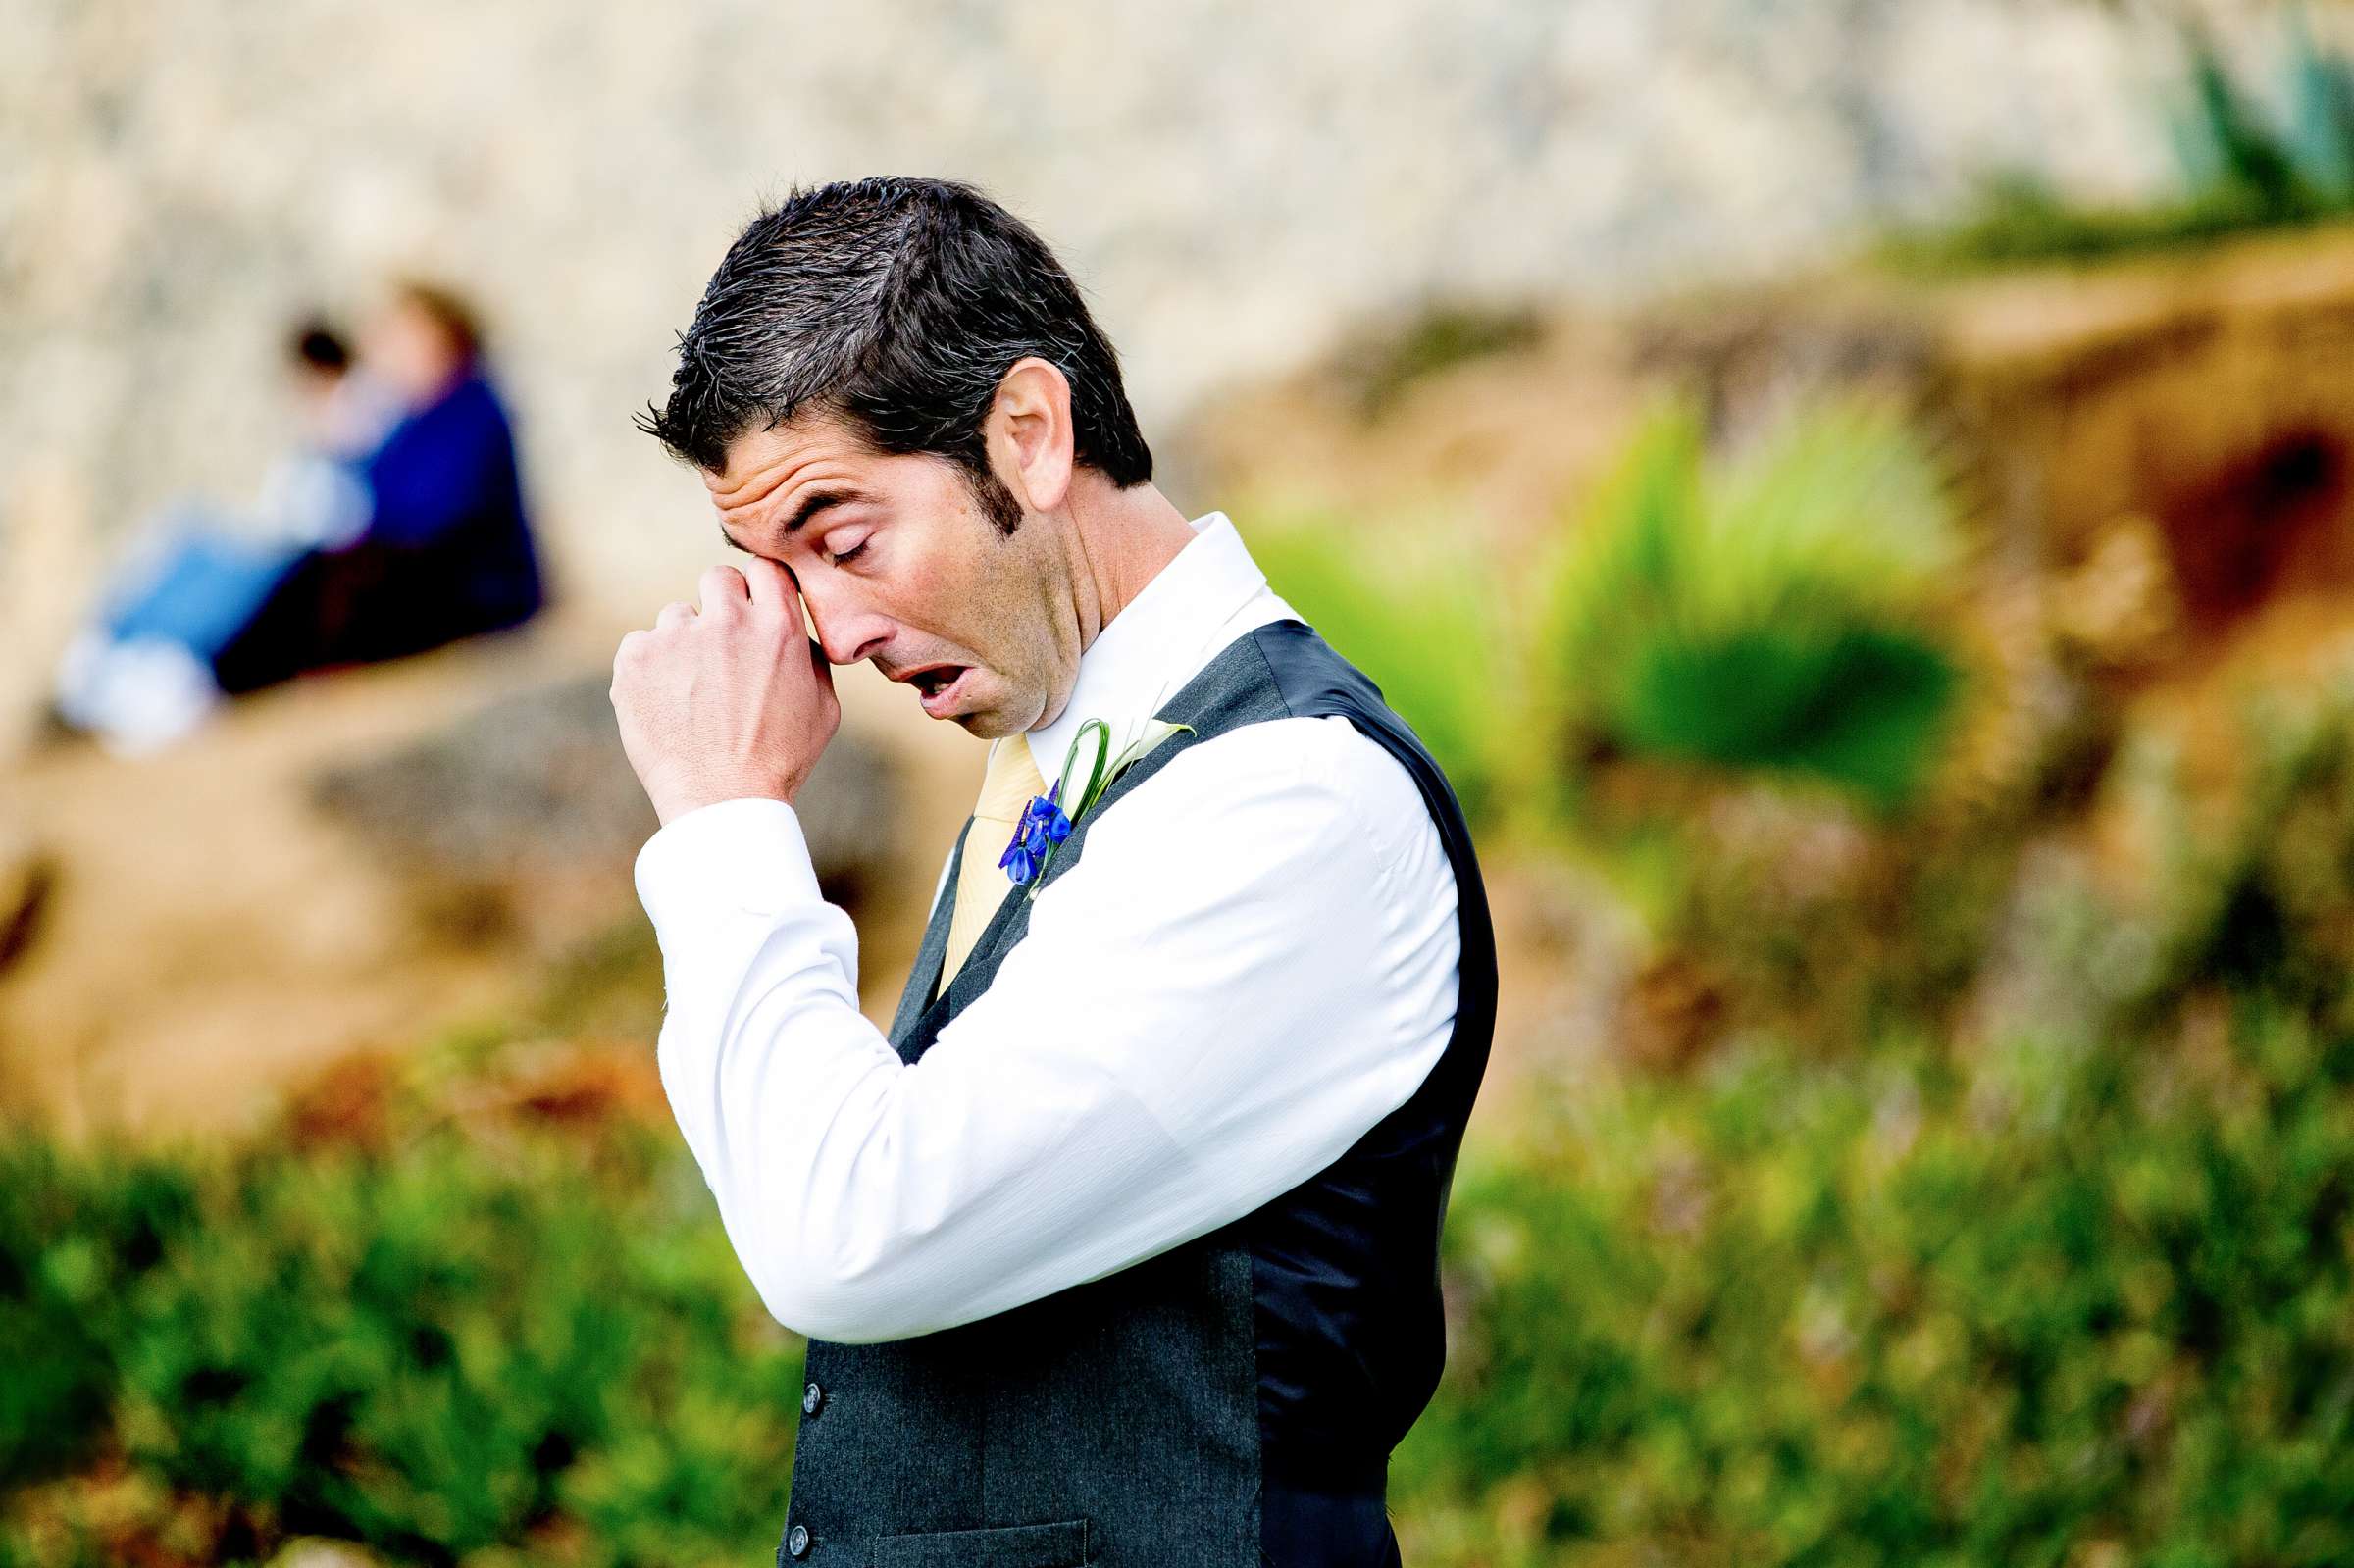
[611,177,1496,1568]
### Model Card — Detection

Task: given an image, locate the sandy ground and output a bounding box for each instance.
[0,603,986,1142]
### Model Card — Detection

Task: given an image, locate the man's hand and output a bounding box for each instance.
[611,558,840,827]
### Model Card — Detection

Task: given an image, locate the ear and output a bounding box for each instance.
[984,356,1076,514]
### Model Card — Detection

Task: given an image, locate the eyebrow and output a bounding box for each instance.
[719,485,867,556]
[783,485,867,534]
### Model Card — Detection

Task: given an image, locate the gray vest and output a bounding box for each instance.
[777,619,1498,1568]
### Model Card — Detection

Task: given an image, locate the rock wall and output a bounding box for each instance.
[0,0,2320,735]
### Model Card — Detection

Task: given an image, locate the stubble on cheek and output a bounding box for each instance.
[940,523,1055,736]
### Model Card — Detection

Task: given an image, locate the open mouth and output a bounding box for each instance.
[898,663,974,717]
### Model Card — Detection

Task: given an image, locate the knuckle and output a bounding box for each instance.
[699,567,747,609]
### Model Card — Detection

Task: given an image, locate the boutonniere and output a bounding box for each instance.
[999,715,1195,895]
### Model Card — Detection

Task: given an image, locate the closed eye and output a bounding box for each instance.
[827,537,871,568]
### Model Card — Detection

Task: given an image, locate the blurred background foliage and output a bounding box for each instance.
[1401,991,2354,1568]
[11,2,2354,1565]
[1392,638,2354,1565]
[1536,396,1968,819]
[1,1052,806,1568]
[1240,505,1518,831]
[1890,7,2354,267]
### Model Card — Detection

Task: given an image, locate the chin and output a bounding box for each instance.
[950,679,1047,740]
[957,710,1018,739]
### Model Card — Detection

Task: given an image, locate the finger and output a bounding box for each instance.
[736,553,795,614]
[698,564,751,614]
[654,599,696,632]
[808,637,840,727]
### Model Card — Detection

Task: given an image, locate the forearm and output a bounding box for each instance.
[635,799,1241,1346]
[636,798,911,1336]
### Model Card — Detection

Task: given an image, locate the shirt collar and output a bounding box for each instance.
[1023,510,1267,792]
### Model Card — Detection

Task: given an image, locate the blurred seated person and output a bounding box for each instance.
[210,279,548,696]
[51,320,396,755]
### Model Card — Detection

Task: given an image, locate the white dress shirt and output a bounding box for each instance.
[634,511,1462,1344]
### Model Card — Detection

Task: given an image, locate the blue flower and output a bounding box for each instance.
[994,717,1198,902]
[999,778,1073,886]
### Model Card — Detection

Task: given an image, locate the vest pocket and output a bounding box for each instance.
[867,1516,1093,1568]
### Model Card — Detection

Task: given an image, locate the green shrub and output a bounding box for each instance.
[1541,397,1968,816]
[1394,1007,2354,1566]
[0,1143,199,1487]
[1391,656,2354,1564]
[1239,393,1971,837]
[0,1123,802,1568]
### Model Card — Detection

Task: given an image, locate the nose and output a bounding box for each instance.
[796,574,894,667]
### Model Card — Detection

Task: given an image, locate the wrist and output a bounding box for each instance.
[652,782,787,828]
[635,796,823,932]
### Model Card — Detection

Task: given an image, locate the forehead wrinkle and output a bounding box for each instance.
[704,408,866,507]
[704,449,799,513]
[706,443,858,542]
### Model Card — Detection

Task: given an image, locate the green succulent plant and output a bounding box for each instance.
[1541,397,1967,816]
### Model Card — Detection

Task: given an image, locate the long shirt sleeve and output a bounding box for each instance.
[633,712,1462,1344]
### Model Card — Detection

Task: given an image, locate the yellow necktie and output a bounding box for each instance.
[937,733,1048,997]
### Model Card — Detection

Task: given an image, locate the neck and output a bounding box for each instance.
[1061,477,1197,651]
[1024,477,1195,734]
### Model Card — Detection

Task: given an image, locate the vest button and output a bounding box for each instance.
[786,1521,811,1558]
[801,1380,825,1416]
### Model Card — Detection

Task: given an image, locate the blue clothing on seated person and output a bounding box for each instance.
[98,521,310,665]
[356,370,542,627]
[211,366,544,695]
[53,507,317,754]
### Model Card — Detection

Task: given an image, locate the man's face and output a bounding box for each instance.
[707,414,1076,738]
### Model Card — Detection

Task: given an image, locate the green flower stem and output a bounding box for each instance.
[1062,719,1113,821]
[1022,720,1109,899]
[1020,718,1200,901]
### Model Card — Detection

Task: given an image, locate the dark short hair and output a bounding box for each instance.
[635,177,1152,533]
[290,319,350,374]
